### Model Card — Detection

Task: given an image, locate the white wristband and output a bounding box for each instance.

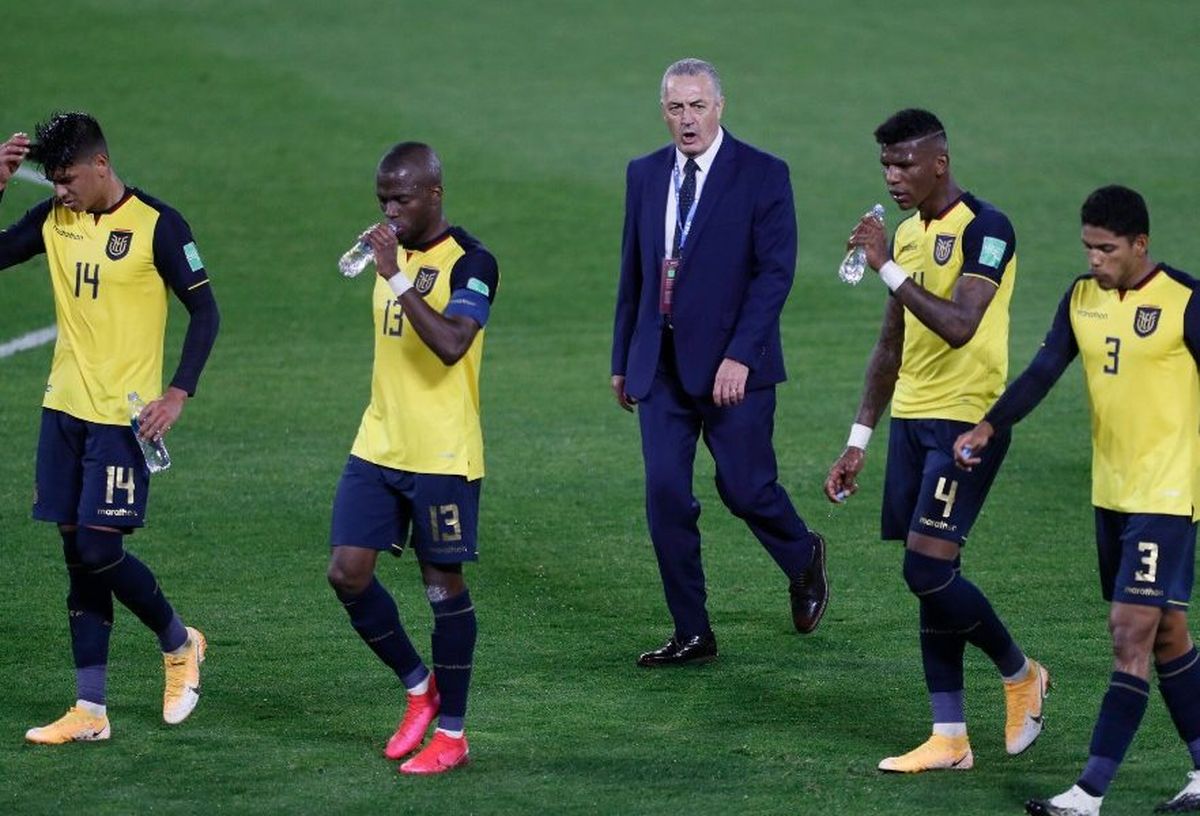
[846,423,873,450]
[878,260,909,292]
[387,272,413,297]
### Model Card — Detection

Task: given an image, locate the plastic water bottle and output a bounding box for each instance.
[338,240,374,278]
[837,203,887,285]
[128,392,171,473]
[338,224,400,278]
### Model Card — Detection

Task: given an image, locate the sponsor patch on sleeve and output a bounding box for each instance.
[183,242,204,272]
[979,236,1007,269]
[466,277,491,297]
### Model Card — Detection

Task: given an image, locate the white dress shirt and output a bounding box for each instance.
[663,126,724,257]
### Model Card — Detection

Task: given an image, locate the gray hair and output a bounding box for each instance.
[660,58,723,100]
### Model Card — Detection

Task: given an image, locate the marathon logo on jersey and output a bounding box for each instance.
[414,266,439,296]
[1134,306,1162,338]
[105,229,134,260]
[933,234,956,266]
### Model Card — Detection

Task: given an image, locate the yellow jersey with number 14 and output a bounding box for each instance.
[5,189,213,425]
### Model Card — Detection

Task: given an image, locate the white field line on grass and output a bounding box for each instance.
[1,167,56,358]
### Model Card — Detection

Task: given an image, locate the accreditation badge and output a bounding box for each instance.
[659,257,680,315]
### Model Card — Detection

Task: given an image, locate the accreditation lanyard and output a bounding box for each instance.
[671,161,699,255]
[661,162,699,318]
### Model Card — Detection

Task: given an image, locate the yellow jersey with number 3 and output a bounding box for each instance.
[891,193,1017,423]
[1068,266,1200,519]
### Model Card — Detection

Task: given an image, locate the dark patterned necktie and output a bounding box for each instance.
[672,158,698,257]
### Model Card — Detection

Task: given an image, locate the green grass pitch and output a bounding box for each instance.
[1,2,1197,813]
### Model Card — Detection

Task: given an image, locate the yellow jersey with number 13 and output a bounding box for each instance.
[350,227,499,480]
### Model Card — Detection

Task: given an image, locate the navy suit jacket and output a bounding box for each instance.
[611,130,798,400]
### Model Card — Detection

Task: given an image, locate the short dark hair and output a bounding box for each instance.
[1081,185,1149,238]
[874,108,946,146]
[378,141,441,183]
[28,112,108,176]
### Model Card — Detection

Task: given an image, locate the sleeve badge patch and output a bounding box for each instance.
[466,277,491,297]
[182,242,205,272]
[979,236,1007,269]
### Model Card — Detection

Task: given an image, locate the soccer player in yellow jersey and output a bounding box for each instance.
[0,113,219,743]
[326,142,498,775]
[956,186,1200,816]
[824,109,1048,772]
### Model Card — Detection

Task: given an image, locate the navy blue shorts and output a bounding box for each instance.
[881,417,1011,545]
[329,455,480,563]
[1095,508,1196,608]
[33,408,149,529]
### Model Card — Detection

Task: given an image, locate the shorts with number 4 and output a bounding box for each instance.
[33,408,150,529]
[881,417,1011,545]
[329,455,480,563]
[1095,508,1196,608]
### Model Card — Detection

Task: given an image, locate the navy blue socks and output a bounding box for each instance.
[904,549,1025,716]
[1078,672,1150,796]
[1158,647,1200,769]
[75,527,186,652]
[62,531,113,705]
[430,590,477,733]
[337,577,426,684]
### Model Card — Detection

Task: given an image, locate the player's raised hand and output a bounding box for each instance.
[953,420,994,471]
[364,222,400,280]
[0,133,31,190]
[824,446,865,504]
[848,214,890,272]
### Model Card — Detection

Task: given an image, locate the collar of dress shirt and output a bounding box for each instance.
[674,127,724,177]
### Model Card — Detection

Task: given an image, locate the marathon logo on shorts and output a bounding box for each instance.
[1134,305,1162,338]
[933,234,956,266]
[105,229,133,260]
[414,266,439,296]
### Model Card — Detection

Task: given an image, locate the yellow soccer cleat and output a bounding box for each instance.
[878,733,973,773]
[163,626,206,725]
[25,706,111,744]
[1005,658,1050,755]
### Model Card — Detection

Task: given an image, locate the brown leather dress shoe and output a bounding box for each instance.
[790,532,829,634]
[636,632,718,667]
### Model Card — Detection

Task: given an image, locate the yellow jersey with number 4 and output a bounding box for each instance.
[891,193,1017,423]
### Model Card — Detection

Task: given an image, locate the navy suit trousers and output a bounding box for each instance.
[637,337,815,637]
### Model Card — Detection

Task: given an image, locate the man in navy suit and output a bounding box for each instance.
[611,58,828,667]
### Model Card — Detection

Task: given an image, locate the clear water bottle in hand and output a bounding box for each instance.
[128,392,171,473]
[837,203,887,285]
[338,223,400,278]
[338,240,374,278]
